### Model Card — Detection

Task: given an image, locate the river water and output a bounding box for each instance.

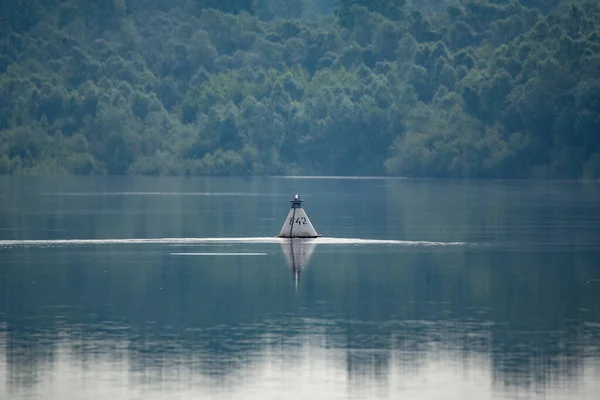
[0,176,599,399]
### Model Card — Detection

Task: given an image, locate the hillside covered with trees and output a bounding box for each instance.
[1,0,599,178]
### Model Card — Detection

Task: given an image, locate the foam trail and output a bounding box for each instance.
[0,237,466,247]
[271,175,406,180]
[171,252,268,256]
[315,237,466,246]
[43,192,283,197]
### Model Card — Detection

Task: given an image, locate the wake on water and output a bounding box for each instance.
[0,237,467,248]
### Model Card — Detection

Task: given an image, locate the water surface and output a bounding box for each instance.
[1,176,599,399]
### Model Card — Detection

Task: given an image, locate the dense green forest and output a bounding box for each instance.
[0,0,599,177]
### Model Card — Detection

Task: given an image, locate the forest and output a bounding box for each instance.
[0,0,599,178]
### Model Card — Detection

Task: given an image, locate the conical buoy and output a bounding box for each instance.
[278,194,320,238]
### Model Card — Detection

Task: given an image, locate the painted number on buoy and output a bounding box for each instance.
[289,217,307,225]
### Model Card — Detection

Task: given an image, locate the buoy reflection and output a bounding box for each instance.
[279,239,317,287]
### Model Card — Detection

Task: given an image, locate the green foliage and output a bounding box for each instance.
[336,0,406,28]
[0,0,598,178]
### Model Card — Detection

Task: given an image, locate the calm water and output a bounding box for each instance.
[1,176,599,399]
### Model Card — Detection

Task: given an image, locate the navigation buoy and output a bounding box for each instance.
[278,193,320,238]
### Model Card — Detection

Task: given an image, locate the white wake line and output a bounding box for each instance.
[0,237,466,247]
[171,252,269,256]
[42,192,284,197]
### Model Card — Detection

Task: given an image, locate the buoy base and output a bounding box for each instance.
[277,234,321,238]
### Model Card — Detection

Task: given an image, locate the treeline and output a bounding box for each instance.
[0,0,599,178]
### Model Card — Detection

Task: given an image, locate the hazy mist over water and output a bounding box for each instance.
[1,176,599,399]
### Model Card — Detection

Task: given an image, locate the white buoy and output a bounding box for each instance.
[278,193,320,238]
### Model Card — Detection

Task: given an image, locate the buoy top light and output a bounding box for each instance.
[278,193,320,238]
[290,193,303,209]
